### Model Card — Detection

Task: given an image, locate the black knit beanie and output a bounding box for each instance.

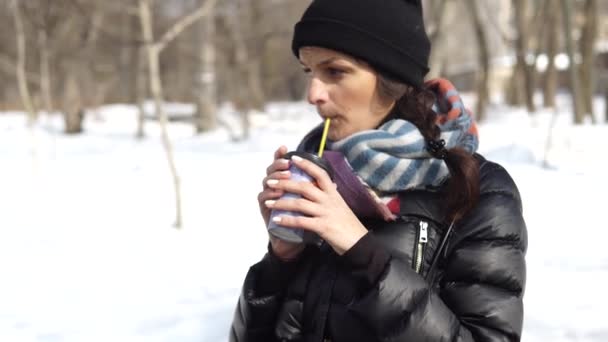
[292,0,431,88]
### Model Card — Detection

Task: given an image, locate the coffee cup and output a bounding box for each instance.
[267,151,332,244]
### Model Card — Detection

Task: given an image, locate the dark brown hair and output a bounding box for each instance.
[376,74,480,223]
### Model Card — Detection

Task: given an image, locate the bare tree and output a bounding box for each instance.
[580,0,598,122]
[28,0,66,116]
[465,0,490,121]
[61,6,105,134]
[194,1,217,133]
[10,0,37,125]
[426,0,450,79]
[426,0,449,44]
[119,9,136,104]
[62,72,84,134]
[604,52,608,122]
[543,2,559,108]
[38,28,53,114]
[605,82,608,123]
[560,0,585,124]
[508,0,535,113]
[135,44,148,139]
[221,0,266,140]
[139,0,218,228]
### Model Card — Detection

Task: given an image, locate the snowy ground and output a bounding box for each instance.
[0,95,607,341]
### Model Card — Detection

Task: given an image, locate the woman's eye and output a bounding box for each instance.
[326,67,344,77]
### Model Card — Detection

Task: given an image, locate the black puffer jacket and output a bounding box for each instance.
[230,155,527,342]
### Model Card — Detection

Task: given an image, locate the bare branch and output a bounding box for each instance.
[138,0,184,228]
[157,0,219,53]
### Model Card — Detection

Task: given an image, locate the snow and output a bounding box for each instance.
[1,95,607,341]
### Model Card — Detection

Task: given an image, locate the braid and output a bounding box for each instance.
[376,75,480,223]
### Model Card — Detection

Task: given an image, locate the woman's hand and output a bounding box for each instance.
[258,146,305,261]
[264,154,368,255]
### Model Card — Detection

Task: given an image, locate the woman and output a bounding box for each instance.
[231,0,527,341]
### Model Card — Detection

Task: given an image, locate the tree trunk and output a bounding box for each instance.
[62,73,84,134]
[427,0,449,79]
[226,0,263,140]
[579,0,598,123]
[603,53,608,123]
[427,0,449,44]
[228,4,265,111]
[38,29,53,114]
[507,0,536,113]
[139,0,183,228]
[510,0,535,112]
[195,4,217,133]
[138,0,218,139]
[86,11,105,118]
[133,9,147,139]
[11,0,37,125]
[465,0,490,122]
[248,0,267,111]
[560,0,585,124]
[135,45,147,139]
[543,3,559,108]
[120,10,134,104]
[605,85,608,123]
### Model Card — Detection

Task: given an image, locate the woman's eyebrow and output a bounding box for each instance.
[300,57,342,68]
[317,57,340,66]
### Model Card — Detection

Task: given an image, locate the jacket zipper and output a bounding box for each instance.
[414,221,428,274]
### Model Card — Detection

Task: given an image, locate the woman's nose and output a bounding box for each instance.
[307,77,329,105]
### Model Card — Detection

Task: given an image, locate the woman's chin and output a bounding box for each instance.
[328,131,343,141]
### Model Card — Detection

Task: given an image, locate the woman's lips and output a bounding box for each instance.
[320,113,339,120]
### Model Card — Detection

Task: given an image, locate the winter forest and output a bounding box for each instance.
[1,0,607,341]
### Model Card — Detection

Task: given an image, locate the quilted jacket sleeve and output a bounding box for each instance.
[344,162,527,341]
[230,245,308,342]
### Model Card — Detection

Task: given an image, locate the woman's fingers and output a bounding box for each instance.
[270,214,318,233]
[264,197,321,217]
[261,170,291,188]
[274,145,288,160]
[266,178,324,202]
[258,188,285,203]
[289,155,334,192]
[265,158,290,176]
[258,188,285,226]
[266,145,289,176]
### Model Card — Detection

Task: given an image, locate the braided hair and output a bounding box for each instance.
[376,74,480,222]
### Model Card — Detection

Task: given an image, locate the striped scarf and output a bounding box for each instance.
[327,78,479,193]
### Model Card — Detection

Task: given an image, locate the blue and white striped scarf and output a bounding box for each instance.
[326,79,479,193]
[327,117,476,192]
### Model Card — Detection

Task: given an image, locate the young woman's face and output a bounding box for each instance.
[299,46,395,141]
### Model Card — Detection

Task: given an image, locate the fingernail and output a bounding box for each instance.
[280,170,290,175]
[291,155,303,162]
[264,200,275,207]
[272,216,282,223]
[267,179,279,186]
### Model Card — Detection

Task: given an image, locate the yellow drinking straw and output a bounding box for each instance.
[317,118,331,157]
